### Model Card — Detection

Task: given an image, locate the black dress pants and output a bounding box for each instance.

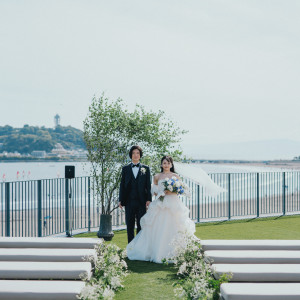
[125,200,146,243]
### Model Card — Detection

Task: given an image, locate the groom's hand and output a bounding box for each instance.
[146,201,151,209]
[118,202,123,209]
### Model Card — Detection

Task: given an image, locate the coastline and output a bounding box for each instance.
[220,160,300,171]
[0,158,88,163]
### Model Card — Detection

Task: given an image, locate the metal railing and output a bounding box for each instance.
[1,171,300,237]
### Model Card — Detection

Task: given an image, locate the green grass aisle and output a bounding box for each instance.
[76,215,300,299]
[76,231,178,299]
[114,260,177,300]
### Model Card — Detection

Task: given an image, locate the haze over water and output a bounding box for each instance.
[0,162,293,182]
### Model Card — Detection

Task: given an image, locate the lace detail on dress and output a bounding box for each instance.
[151,184,159,195]
[151,183,165,200]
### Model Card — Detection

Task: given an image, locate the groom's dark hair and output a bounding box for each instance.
[129,145,143,159]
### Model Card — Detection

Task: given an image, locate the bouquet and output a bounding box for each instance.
[158,176,190,201]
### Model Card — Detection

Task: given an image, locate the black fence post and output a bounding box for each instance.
[197,184,200,223]
[256,173,260,218]
[228,174,231,220]
[65,178,70,236]
[37,180,42,237]
[282,172,286,216]
[88,177,91,232]
[5,182,10,237]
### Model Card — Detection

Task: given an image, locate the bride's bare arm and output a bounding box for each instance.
[153,174,160,196]
[154,174,159,185]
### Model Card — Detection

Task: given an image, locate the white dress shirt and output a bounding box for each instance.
[131,164,139,178]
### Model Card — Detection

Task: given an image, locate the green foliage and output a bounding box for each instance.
[83,94,187,214]
[0,124,85,154]
[163,233,231,299]
[208,273,232,300]
[79,241,128,300]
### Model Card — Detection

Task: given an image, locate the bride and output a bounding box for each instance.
[126,155,196,263]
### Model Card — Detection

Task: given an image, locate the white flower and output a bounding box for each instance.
[110,254,120,264]
[178,262,187,274]
[103,287,114,299]
[110,276,121,289]
[140,167,146,174]
[121,260,127,268]
[161,230,230,300]
[80,243,128,300]
[79,285,97,300]
[167,185,173,191]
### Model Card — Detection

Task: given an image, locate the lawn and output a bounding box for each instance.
[76,214,300,299]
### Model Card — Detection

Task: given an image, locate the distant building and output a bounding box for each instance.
[54,114,61,127]
[0,151,21,158]
[51,143,70,157]
[31,151,47,158]
[70,149,88,159]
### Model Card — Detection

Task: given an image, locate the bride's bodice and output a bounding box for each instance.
[151,178,177,201]
[151,179,166,194]
[153,178,174,188]
[151,183,162,197]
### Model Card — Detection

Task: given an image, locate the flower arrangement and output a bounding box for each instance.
[140,167,146,175]
[163,232,231,300]
[158,176,190,201]
[78,240,128,300]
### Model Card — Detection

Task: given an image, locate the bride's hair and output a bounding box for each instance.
[160,155,176,173]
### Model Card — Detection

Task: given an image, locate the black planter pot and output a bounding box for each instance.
[97,214,114,241]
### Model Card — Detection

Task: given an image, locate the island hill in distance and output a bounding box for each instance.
[0,114,87,162]
[0,115,300,168]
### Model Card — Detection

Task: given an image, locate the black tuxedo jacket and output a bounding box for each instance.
[119,163,152,206]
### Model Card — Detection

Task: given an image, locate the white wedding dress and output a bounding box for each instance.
[126,179,196,263]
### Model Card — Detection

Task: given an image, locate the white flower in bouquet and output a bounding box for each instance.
[167,185,173,191]
[156,177,190,201]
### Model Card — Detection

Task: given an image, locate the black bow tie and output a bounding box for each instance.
[132,163,140,168]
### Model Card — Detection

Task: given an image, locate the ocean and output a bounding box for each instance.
[0,161,293,182]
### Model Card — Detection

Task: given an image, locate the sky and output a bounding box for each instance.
[0,1,300,159]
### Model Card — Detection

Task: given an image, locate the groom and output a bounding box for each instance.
[119,145,152,243]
